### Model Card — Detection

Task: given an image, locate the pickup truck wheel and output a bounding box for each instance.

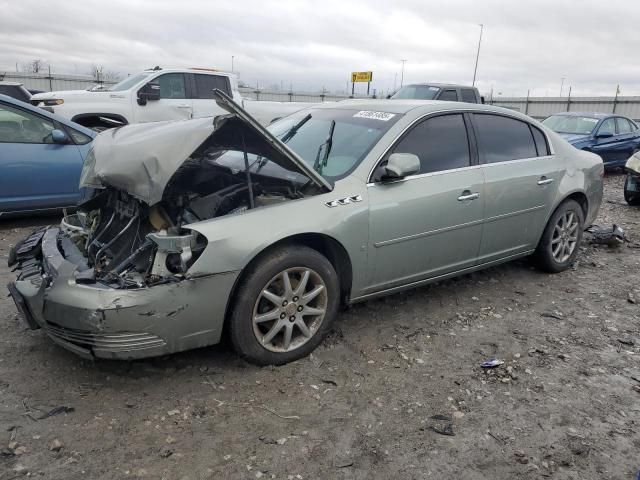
[532,199,584,273]
[229,246,339,366]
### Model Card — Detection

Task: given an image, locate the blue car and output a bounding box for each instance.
[0,94,96,216]
[542,112,640,169]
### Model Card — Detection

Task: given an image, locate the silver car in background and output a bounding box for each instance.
[8,91,604,365]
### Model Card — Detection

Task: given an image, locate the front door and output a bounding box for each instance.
[0,101,84,213]
[366,113,485,293]
[471,113,560,263]
[134,73,193,123]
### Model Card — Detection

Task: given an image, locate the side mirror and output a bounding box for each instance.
[595,131,614,139]
[137,81,161,105]
[51,129,69,144]
[383,153,420,180]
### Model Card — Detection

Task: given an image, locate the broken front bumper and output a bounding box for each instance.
[8,227,239,360]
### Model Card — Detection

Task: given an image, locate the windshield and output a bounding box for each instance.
[268,108,402,180]
[391,85,440,100]
[542,115,600,135]
[108,73,151,92]
[209,108,402,182]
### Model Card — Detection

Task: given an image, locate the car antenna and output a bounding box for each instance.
[241,129,256,209]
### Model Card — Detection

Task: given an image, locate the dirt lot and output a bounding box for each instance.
[1,174,639,480]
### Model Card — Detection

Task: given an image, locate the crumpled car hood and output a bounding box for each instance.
[80,90,332,205]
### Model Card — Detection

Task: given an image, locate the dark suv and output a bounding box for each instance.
[389,83,483,103]
[0,82,32,103]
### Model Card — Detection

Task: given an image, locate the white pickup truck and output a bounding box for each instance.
[30,67,310,129]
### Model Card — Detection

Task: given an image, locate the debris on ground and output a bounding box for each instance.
[49,439,64,452]
[586,224,627,246]
[481,358,505,368]
[36,406,75,420]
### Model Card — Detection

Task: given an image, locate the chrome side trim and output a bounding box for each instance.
[374,218,484,248]
[373,204,546,248]
[483,205,545,224]
[366,164,483,187]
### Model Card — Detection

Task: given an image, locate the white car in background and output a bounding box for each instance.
[30,67,309,129]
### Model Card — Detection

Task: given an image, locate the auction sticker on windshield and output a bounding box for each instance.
[353,111,396,121]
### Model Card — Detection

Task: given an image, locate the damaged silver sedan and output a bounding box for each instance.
[8,92,603,365]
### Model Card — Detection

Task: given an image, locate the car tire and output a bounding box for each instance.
[229,245,339,366]
[532,199,585,273]
[624,175,640,206]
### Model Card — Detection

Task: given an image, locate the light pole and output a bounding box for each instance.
[400,59,407,87]
[231,55,235,73]
[472,24,483,86]
[560,77,565,97]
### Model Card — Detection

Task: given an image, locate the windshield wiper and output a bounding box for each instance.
[280,113,311,143]
[254,113,312,174]
[313,120,336,175]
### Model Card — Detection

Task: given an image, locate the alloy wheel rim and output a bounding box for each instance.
[252,267,328,353]
[551,210,579,263]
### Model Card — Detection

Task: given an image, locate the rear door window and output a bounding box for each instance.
[530,126,550,156]
[438,90,458,101]
[194,74,232,99]
[156,73,186,99]
[473,114,537,163]
[616,117,633,134]
[461,89,477,103]
[390,113,470,174]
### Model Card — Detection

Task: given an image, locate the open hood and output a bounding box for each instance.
[80,89,332,205]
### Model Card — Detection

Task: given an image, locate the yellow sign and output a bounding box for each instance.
[351,71,373,83]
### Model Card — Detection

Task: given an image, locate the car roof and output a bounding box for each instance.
[0,93,96,138]
[309,99,528,117]
[401,83,476,89]
[549,111,614,119]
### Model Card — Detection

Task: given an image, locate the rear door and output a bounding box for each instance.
[612,117,640,161]
[0,101,84,213]
[190,73,233,119]
[134,73,193,123]
[366,113,485,292]
[471,113,558,263]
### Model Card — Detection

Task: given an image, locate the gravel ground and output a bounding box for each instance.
[0,174,639,480]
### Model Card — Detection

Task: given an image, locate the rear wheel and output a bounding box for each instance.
[229,246,339,365]
[532,199,584,273]
[624,174,640,205]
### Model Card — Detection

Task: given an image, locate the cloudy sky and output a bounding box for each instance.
[1,0,639,97]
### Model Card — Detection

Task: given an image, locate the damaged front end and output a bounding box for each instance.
[8,90,331,359]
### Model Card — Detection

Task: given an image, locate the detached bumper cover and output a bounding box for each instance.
[8,227,239,360]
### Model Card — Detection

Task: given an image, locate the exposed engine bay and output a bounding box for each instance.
[63,135,319,289]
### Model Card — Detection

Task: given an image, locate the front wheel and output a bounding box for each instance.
[532,199,584,273]
[624,174,640,206]
[229,246,339,365]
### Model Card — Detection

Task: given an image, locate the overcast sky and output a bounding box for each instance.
[1,0,639,97]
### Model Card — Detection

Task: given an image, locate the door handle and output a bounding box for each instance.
[177,104,191,108]
[537,177,554,185]
[457,192,479,201]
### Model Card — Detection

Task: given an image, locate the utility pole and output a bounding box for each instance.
[472,24,483,86]
[560,77,565,97]
[231,55,234,73]
[400,60,407,87]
